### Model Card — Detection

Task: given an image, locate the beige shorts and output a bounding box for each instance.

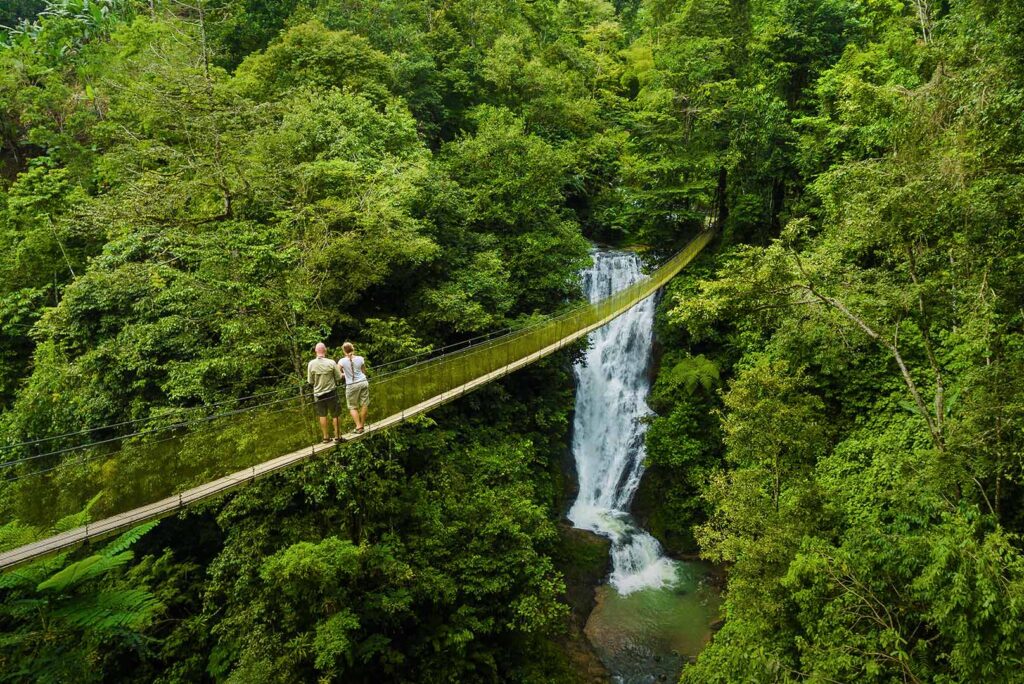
[345,381,370,409]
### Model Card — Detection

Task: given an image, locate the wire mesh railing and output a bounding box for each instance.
[366,231,713,420]
[0,230,714,542]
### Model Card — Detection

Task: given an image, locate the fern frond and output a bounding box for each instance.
[51,589,163,631]
[0,655,38,683]
[0,597,47,621]
[0,520,39,553]
[52,493,103,533]
[667,354,720,395]
[36,551,134,593]
[0,628,33,650]
[0,567,44,590]
[0,553,71,589]
[102,521,159,557]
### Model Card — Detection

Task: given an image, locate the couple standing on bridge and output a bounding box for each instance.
[307,342,370,443]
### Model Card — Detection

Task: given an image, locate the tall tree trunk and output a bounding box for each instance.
[769,178,785,243]
[714,167,728,231]
[912,0,933,43]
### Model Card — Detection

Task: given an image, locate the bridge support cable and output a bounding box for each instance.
[0,230,715,570]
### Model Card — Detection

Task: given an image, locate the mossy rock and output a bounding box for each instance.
[553,523,612,621]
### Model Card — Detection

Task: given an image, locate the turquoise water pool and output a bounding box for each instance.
[584,561,722,683]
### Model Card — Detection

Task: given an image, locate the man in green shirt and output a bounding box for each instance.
[307,343,343,443]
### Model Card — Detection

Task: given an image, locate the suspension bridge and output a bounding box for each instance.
[0,230,715,570]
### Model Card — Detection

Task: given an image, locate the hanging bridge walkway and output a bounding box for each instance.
[0,230,714,570]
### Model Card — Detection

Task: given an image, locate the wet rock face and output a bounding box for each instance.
[629,466,701,557]
[553,525,613,682]
[556,523,613,621]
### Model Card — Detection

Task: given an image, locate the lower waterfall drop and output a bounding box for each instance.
[568,249,677,596]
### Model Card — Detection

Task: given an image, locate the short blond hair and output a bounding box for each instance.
[342,342,355,354]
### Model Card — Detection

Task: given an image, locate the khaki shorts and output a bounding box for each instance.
[345,381,370,410]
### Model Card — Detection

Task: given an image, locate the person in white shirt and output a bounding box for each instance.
[339,341,370,433]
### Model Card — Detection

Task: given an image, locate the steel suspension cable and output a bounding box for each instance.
[0,392,304,470]
[4,399,308,483]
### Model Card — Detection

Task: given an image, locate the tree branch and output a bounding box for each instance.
[796,282,944,452]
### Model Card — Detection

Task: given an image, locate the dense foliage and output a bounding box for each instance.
[2,0,1023,681]
[634,0,1024,681]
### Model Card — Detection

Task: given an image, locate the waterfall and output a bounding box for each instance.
[568,250,678,596]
